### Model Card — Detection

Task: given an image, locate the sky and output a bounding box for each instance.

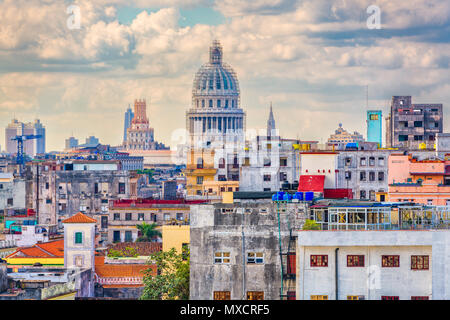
[0,0,449,151]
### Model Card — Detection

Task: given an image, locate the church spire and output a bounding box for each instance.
[267,102,276,136]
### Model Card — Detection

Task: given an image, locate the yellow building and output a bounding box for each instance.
[202,180,239,196]
[162,225,190,253]
[185,148,217,196]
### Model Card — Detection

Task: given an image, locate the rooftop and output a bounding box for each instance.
[62,212,97,224]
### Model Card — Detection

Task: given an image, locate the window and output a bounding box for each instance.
[280,172,287,181]
[311,295,328,300]
[214,291,230,300]
[347,295,365,300]
[427,199,433,205]
[218,158,225,168]
[138,213,144,221]
[113,231,120,242]
[214,252,231,264]
[164,213,170,221]
[177,213,184,220]
[101,216,108,229]
[75,232,83,244]
[7,198,13,206]
[263,158,271,167]
[263,174,271,182]
[247,252,264,264]
[280,158,287,167]
[414,121,423,127]
[411,255,429,270]
[360,157,366,166]
[369,157,375,166]
[382,255,400,267]
[411,296,429,300]
[310,255,328,267]
[196,176,203,185]
[247,291,264,300]
[118,183,125,194]
[196,157,203,169]
[347,255,365,267]
[360,190,366,199]
[414,135,423,141]
[378,157,385,166]
[74,256,83,267]
[125,231,132,242]
[345,157,352,166]
[209,99,213,108]
[378,172,385,181]
[399,135,408,141]
[381,296,399,300]
[360,171,366,181]
[114,213,120,221]
[125,213,132,221]
[369,172,375,181]
[345,171,351,180]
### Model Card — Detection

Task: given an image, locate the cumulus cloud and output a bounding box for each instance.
[0,0,449,151]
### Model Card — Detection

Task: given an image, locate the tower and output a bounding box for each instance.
[125,99,155,150]
[63,212,96,271]
[185,40,245,195]
[123,105,134,143]
[367,110,382,147]
[267,103,276,136]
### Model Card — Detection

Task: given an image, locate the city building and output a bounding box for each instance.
[297,230,450,300]
[327,123,364,150]
[0,173,26,210]
[190,199,307,300]
[5,119,46,156]
[388,153,450,205]
[65,137,79,150]
[185,40,245,196]
[25,160,130,228]
[162,225,189,253]
[124,99,167,151]
[336,149,393,200]
[104,198,205,244]
[123,105,134,144]
[386,96,443,149]
[367,110,382,147]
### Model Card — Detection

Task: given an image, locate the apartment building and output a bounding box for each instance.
[386,96,443,149]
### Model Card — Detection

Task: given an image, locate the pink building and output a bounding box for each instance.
[388,154,450,205]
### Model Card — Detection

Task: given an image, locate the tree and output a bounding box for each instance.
[140,247,189,300]
[136,222,162,242]
[302,219,321,230]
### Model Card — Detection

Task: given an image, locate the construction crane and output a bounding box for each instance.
[11,134,42,176]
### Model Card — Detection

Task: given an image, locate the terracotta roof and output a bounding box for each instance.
[6,240,64,259]
[101,284,145,288]
[62,212,97,224]
[95,256,105,266]
[95,264,155,278]
[107,242,162,256]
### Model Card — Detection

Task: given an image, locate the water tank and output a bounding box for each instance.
[293,192,303,201]
[276,191,285,201]
[305,191,314,201]
[272,194,277,201]
[283,193,292,201]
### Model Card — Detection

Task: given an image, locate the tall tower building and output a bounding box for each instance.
[33,119,46,154]
[124,99,155,150]
[185,40,245,195]
[366,110,382,147]
[267,103,276,136]
[123,105,134,143]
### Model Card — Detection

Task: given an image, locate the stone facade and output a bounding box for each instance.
[189,201,307,300]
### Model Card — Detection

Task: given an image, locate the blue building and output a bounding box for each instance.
[367,110,382,147]
[123,105,134,144]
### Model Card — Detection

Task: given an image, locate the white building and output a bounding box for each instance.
[297,230,450,300]
[299,152,338,189]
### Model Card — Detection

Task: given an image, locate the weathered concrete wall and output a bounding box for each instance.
[190,202,306,300]
[0,264,8,293]
[0,178,26,210]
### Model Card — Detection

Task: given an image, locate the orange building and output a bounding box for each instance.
[388,154,450,205]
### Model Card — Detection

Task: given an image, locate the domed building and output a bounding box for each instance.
[186,40,245,148]
[185,40,244,196]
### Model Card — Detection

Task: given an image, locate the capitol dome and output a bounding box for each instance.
[192,40,240,109]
